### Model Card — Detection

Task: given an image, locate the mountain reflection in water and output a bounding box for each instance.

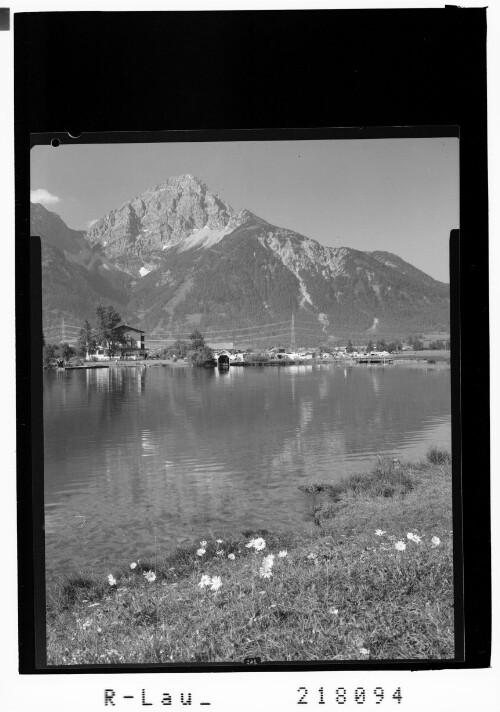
[44,364,451,574]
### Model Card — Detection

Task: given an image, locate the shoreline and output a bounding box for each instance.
[54,353,450,371]
[47,450,453,665]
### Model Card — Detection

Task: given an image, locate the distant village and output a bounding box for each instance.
[42,305,450,369]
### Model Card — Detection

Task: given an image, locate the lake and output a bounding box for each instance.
[43,363,451,575]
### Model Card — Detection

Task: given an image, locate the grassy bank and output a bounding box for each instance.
[46,449,453,665]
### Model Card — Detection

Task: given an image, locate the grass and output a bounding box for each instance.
[46,448,454,665]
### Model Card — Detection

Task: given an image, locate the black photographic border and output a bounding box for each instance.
[15,8,489,673]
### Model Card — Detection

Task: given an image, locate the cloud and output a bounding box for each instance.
[30,188,61,205]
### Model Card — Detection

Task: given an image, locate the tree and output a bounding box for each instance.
[60,342,76,363]
[188,345,216,367]
[163,340,189,359]
[76,319,97,359]
[95,305,122,357]
[189,330,205,350]
[366,339,374,353]
[346,339,354,353]
[43,342,59,368]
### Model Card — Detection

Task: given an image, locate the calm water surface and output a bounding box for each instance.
[44,364,451,574]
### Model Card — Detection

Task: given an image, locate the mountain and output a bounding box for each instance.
[30,203,135,330]
[86,174,236,276]
[31,175,450,342]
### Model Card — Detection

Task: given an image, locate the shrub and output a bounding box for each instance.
[188,345,216,367]
[427,447,451,465]
[243,352,269,362]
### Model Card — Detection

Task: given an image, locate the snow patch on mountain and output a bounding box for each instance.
[318,313,329,333]
[258,233,351,309]
[178,223,235,252]
[139,267,151,277]
[298,279,313,307]
[259,233,348,279]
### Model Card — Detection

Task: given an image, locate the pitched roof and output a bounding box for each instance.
[114,324,145,333]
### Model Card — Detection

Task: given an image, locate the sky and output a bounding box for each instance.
[31,137,459,283]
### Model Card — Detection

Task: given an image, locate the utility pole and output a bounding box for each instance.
[291,313,296,352]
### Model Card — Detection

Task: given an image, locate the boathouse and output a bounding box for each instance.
[217,351,230,367]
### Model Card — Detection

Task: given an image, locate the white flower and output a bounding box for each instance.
[307,552,317,559]
[143,570,156,583]
[210,576,222,592]
[216,539,223,544]
[81,619,92,630]
[278,550,288,558]
[431,536,441,547]
[200,540,207,547]
[216,549,224,556]
[259,553,275,579]
[130,562,137,570]
[245,537,266,551]
[329,608,339,615]
[198,574,211,589]
[196,548,206,556]
[228,553,235,560]
[375,529,386,536]
[359,647,370,655]
[107,574,117,586]
[406,532,422,543]
[394,541,406,551]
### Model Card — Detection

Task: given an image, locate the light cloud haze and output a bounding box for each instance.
[30,188,60,205]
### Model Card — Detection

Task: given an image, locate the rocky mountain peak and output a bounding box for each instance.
[85,174,236,275]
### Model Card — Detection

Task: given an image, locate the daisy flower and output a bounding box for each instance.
[259,553,275,579]
[143,570,156,583]
[431,536,441,547]
[216,539,223,544]
[278,550,288,558]
[210,576,222,592]
[375,529,386,536]
[200,540,207,547]
[407,533,422,543]
[245,537,266,551]
[198,574,211,589]
[216,550,224,556]
[130,562,137,570]
[359,647,370,655]
[228,553,235,560]
[107,574,117,586]
[394,541,406,551]
[196,548,206,556]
